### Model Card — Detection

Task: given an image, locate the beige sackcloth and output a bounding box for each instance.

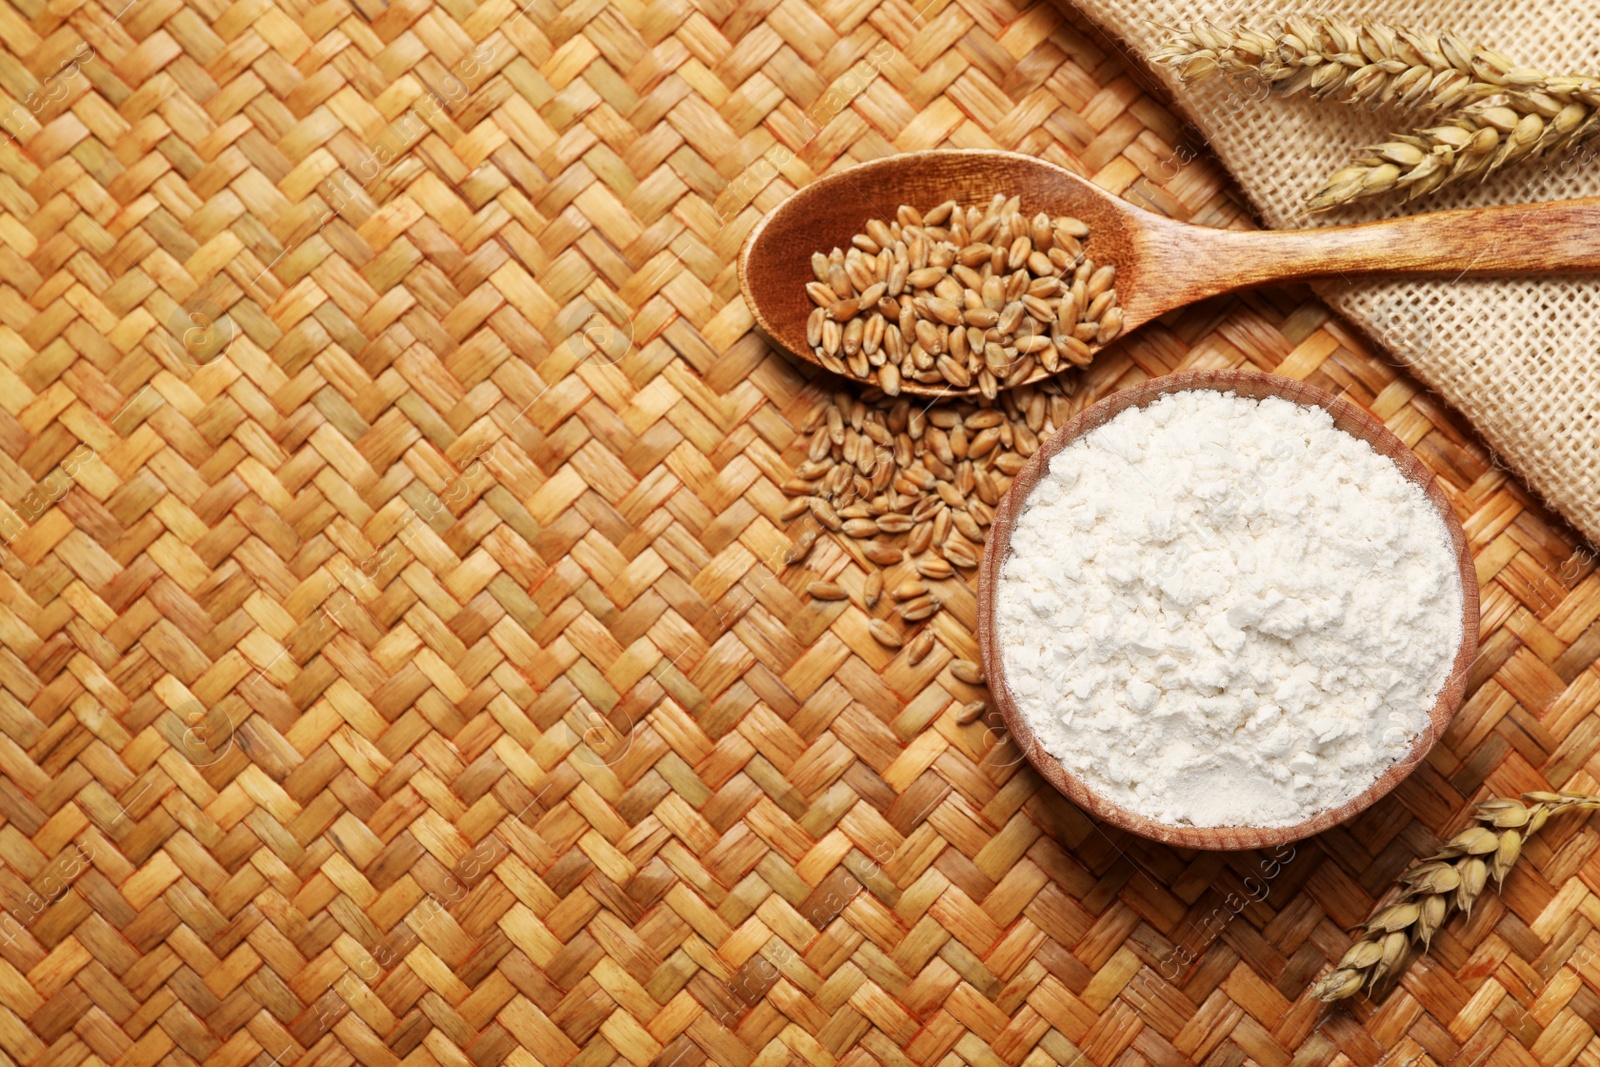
[1072,0,1600,548]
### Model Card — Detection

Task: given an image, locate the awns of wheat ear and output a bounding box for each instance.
[1311,792,1600,1002]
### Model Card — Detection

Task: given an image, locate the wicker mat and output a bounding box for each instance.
[0,0,1597,1065]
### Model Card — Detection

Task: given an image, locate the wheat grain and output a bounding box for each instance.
[897,594,942,622]
[868,619,904,648]
[784,529,817,564]
[1311,791,1600,1001]
[864,543,904,566]
[956,700,987,724]
[951,660,985,684]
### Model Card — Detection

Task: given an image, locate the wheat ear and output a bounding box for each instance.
[1303,94,1600,209]
[1150,16,1535,111]
[1312,791,1600,1001]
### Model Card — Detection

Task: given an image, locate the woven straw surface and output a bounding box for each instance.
[0,0,1598,1065]
[1079,0,1600,550]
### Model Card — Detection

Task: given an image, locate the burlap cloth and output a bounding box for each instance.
[1075,0,1600,548]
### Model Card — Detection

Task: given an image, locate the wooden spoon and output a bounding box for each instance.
[738,149,1600,398]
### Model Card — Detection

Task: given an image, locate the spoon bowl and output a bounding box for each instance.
[739,149,1600,398]
[738,150,1146,396]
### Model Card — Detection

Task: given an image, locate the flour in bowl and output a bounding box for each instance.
[995,389,1464,829]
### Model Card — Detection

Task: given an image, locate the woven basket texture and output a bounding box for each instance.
[1079,0,1600,550]
[0,0,1597,1065]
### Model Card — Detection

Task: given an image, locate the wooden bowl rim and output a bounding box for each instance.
[975,368,1481,851]
[735,149,1116,399]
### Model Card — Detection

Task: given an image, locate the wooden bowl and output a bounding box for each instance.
[976,369,1480,851]
[737,149,1146,398]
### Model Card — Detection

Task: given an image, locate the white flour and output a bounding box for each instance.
[996,390,1463,829]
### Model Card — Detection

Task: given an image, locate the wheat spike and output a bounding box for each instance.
[1150,16,1526,111]
[1311,792,1600,1002]
[1304,97,1600,209]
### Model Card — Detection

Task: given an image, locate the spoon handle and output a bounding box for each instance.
[1173,197,1600,295]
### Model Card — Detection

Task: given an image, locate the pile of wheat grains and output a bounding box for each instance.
[806,196,1122,395]
[782,377,1076,706]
